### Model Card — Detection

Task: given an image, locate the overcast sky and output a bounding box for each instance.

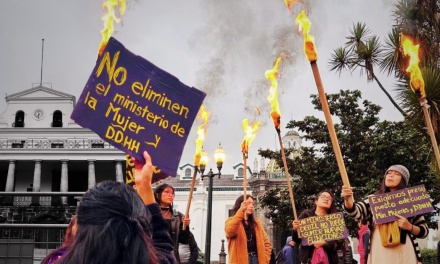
[0,0,403,174]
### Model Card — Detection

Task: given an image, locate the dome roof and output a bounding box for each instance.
[266,159,282,173]
[284,130,299,137]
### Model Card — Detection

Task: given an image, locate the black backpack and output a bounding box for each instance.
[275,250,284,264]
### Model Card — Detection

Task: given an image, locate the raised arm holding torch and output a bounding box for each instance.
[295,10,353,203]
[266,55,298,220]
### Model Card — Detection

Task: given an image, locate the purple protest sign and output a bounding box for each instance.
[299,212,348,246]
[71,37,206,178]
[369,184,433,224]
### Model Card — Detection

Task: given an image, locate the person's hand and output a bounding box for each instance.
[133,151,153,188]
[312,240,326,248]
[395,214,412,231]
[183,215,191,227]
[292,219,300,231]
[240,200,248,213]
[341,185,354,200]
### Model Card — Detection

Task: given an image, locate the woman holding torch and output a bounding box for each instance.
[225,194,272,264]
[341,165,429,264]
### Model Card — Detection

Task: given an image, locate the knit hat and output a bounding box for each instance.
[286,236,292,244]
[385,165,410,185]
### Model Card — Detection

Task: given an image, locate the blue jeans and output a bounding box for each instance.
[248,252,258,264]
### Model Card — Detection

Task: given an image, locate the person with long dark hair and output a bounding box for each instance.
[54,151,174,264]
[225,194,272,264]
[342,165,429,264]
[40,216,77,264]
[154,183,196,263]
[292,190,343,264]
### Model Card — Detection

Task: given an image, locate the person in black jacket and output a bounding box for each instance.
[155,183,192,263]
[292,190,343,264]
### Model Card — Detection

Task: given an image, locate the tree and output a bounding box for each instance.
[259,89,438,237]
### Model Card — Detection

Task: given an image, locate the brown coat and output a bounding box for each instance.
[225,210,272,264]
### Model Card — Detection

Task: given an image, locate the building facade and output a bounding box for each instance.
[0,85,302,263]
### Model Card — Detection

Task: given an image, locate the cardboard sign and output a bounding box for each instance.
[369,184,434,224]
[299,212,348,246]
[71,37,206,177]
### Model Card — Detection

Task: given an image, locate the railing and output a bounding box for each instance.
[0,138,116,149]
[0,192,82,263]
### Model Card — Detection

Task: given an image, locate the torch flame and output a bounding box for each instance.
[194,105,209,166]
[295,10,317,62]
[265,56,282,131]
[98,0,126,56]
[284,0,300,13]
[400,34,425,98]
[241,119,261,158]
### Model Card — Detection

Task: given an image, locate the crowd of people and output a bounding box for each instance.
[41,158,429,264]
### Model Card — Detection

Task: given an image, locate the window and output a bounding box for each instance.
[238,168,244,178]
[11,143,24,148]
[51,143,64,148]
[91,143,104,148]
[52,110,63,127]
[14,111,24,127]
[185,168,191,178]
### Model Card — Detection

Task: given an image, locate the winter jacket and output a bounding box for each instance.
[225,210,272,264]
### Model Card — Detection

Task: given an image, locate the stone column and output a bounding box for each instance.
[60,160,69,204]
[115,160,124,183]
[32,160,42,192]
[88,160,96,189]
[5,160,16,191]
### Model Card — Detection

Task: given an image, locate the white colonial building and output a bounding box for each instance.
[0,84,304,263]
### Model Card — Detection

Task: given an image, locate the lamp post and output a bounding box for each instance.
[199,143,225,264]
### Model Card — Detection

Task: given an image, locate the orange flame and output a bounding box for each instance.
[400,34,425,98]
[265,56,282,130]
[194,105,209,166]
[295,10,317,62]
[98,0,126,56]
[241,119,261,158]
[284,0,300,13]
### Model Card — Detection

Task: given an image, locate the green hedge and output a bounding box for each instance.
[421,248,436,264]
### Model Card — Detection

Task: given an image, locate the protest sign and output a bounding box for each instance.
[299,212,347,246]
[71,37,206,177]
[369,184,433,224]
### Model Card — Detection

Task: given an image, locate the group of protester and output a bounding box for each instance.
[40,155,429,264]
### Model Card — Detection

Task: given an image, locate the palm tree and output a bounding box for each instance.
[328,22,407,116]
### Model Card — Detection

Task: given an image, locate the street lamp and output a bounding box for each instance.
[199,143,225,264]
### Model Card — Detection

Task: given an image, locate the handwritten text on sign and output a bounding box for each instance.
[71,37,206,177]
[299,212,347,246]
[369,184,433,224]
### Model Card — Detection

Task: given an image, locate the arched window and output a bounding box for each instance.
[14,111,24,127]
[238,168,244,178]
[52,110,63,127]
[185,168,191,178]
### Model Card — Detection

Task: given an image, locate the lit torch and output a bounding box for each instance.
[183,105,209,230]
[295,10,352,202]
[98,0,126,56]
[241,119,261,200]
[266,55,298,220]
[401,34,440,171]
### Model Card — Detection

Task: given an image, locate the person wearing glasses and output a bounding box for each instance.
[154,183,197,263]
[342,165,429,264]
[292,190,343,264]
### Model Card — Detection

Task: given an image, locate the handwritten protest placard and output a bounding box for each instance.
[71,37,206,178]
[299,212,347,246]
[369,184,433,224]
